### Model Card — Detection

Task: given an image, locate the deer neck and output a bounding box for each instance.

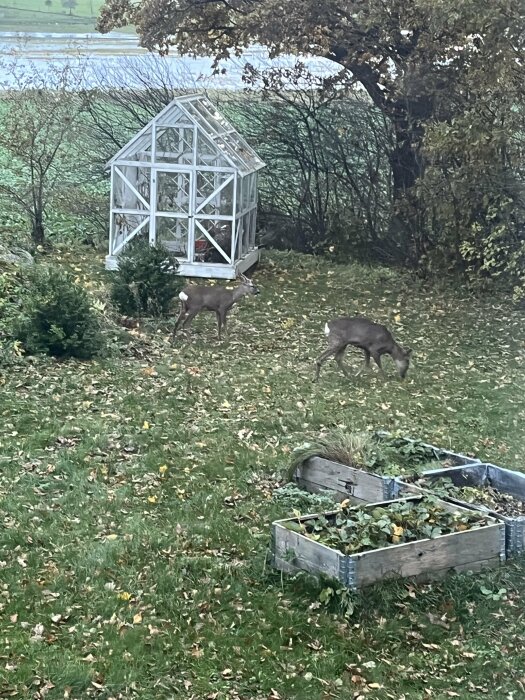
[232,285,248,302]
[390,343,406,362]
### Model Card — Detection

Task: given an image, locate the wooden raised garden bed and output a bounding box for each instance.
[272,496,505,591]
[292,437,479,505]
[395,463,525,556]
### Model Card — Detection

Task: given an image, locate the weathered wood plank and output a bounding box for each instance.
[272,523,342,580]
[295,456,392,503]
[353,524,503,588]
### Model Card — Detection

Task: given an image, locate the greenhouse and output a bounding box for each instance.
[105,93,265,278]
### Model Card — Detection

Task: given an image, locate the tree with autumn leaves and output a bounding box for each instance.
[97,0,525,295]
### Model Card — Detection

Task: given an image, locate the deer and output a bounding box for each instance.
[173,273,260,341]
[314,316,412,382]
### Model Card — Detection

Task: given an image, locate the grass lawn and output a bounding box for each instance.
[0,0,107,33]
[1,248,525,700]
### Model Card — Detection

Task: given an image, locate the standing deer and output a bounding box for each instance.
[173,273,260,341]
[314,316,412,382]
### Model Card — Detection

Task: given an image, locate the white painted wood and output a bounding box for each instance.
[177,261,237,279]
[108,168,115,257]
[231,173,238,262]
[108,159,237,173]
[105,254,119,270]
[149,169,157,245]
[235,249,260,274]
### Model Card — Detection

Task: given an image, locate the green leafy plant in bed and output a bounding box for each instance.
[284,497,490,555]
[415,477,525,517]
[366,433,444,476]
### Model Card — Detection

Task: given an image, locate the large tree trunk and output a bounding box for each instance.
[386,101,430,264]
[31,215,45,246]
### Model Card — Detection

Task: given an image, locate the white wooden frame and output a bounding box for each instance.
[105,94,265,279]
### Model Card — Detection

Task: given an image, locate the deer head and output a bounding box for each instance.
[238,273,260,296]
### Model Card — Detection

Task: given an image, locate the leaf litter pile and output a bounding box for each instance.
[414,477,525,517]
[285,497,491,554]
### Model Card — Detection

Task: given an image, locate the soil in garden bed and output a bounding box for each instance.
[283,497,492,555]
[412,477,525,517]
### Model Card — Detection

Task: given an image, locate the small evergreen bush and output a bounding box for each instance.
[110,242,182,317]
[14,265,104,359]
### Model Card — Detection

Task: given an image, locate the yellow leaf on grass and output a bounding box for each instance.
[118,592,131,601]
[133,613,142,624]
[142,421,150,430]
[159,465,168,475]
[148,495,158,504]
[394,314,401,323]
[106,534,118,541]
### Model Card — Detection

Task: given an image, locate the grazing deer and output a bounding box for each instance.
[173,273,260,341]
[314,316,412,382]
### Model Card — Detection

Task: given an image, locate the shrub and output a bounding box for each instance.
[14,265,104,359]
[109,242,183,317]
[0,266,26,366]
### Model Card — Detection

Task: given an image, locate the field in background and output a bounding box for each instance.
[0,0,111,33]
[1,249,525,699]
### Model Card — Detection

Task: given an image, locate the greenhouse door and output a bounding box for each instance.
[152,168,194,261]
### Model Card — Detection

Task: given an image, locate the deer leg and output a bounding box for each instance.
[356,350,371,376]
[314,344,340,382]
[372,352,387,377]
[216,312,223,341]
[181,308,199,331]
[334,346,351,378]
[173,305,188,336]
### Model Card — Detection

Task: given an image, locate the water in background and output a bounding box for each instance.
[0,31,340,89]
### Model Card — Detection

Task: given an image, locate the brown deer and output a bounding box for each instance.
[173,273,260,341]
[314,316,412,381]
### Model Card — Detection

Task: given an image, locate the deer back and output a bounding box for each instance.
[181,284,233,311]
[326,317,394,350]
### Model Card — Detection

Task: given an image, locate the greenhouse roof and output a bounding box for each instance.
[106,93,265,176]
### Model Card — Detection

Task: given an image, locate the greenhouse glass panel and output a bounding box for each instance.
[113,166,150,210]
[156,217,189,258]
[196,132,231,168]
[156,127,194,165]
[156,172,191,214]
[194,219,232,264]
